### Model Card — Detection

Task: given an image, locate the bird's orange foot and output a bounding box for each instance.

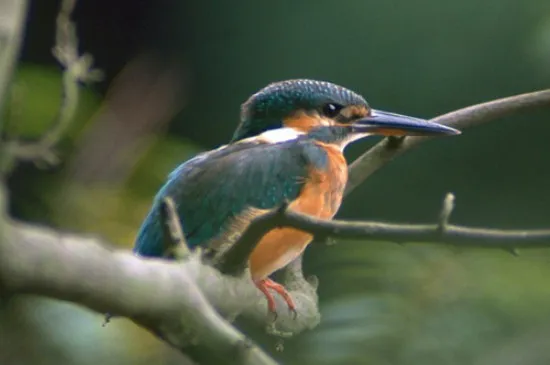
[255,278,297,321]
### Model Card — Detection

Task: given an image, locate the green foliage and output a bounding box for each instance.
[41,134,202,246]
[127,135,201,197]
[286,243,550,365]
[3,63,100,139]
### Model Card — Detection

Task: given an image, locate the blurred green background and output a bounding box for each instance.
[2,0,550,364]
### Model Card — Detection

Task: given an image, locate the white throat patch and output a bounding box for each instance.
[335,132,371,151]
[254,127,304,144]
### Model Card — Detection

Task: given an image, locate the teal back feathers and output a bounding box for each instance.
[133,138,330,257]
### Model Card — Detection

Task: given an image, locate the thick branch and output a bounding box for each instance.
[0,206,320,362]
[345,89,550,195]
[0,220,276,364]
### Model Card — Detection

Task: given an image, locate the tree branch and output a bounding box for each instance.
[0,0,29,131]
[437,192,455,233]
[160,196,191,259]
[2,0,102,172]
[0,211,286,363]
[215,204,289,275]
[345,89,550,196]
[0,181,548,363]
[216,195,550,276]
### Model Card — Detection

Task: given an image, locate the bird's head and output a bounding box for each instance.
[231,79,460,147]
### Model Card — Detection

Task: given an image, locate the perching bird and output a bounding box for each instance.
[133,79,460,316]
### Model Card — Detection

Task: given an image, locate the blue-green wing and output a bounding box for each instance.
[133,139,327,258]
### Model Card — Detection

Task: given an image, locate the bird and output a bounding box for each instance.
[132,79,460,318]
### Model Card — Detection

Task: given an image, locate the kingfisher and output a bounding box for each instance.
[133,79,460,317]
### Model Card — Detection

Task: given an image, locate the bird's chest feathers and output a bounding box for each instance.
[291,142,348,219]
[247,143,348,280]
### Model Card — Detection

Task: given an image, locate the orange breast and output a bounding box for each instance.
[249,143,348,280]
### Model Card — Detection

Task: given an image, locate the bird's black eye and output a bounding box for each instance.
[322,103,343,118]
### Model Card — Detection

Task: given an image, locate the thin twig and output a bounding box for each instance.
[437,192,455,234]
[215,203,289,275]
[0,0,29,174]
[345,89,550,196]
[218,197,550,276]
[3,0,102,171]
[160,196,191,259]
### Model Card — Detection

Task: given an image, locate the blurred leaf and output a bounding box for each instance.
[39,135,202,247]
[126,134,201,197]
[3,63,101,139]
[296,241,550,365]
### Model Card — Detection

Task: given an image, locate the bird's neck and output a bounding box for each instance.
[235,126,365,151]
[306,126,366,151]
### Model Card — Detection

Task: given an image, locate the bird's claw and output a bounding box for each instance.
[256,278,297,321]
[267,309,278,324]
[267,305,297,325]
[289,306,298,320]
[102,312,113,327]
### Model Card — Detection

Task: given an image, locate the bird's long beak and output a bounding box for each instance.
[352,109,461,136]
